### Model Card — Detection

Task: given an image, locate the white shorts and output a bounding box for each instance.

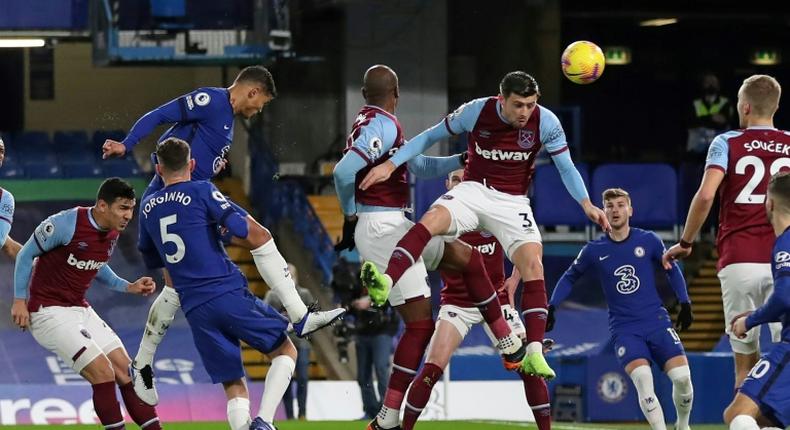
[719,263,782,354]
[437,303,524,343]
[432,181,541,260]
[30,306,124,373]
[355,211,445,306]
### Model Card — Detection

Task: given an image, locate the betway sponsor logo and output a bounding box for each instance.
[67,253,105,271]
[474,242,496,255]
[744,139,790,155]
[475,142,531,161]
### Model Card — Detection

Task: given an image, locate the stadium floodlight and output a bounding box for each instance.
[0,38,46,48]
[639,18,678,27]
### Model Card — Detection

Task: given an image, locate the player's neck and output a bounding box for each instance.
[608,225,630,242]
[745,117,774,128]
[773,217,790,236]
[89,207,110,231]
[163,173,190,187]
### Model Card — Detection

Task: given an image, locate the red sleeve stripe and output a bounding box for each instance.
[706,165,725,173]
[548,146,569,156]
[350,147,372,164]
[444,117,459,136]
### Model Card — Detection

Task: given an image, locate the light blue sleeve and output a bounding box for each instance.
[14,209,77,299]
[704,133,730,172]
[389,98,486,168]
[539,106,569,155]
[95,265,130,292]
[407,154,464,178]
[347,115,398,165]
[0,190,15,247]
[444,98,488,135]
[551,151,589,203]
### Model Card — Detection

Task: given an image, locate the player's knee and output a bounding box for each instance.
[82,355,116,384]
[667,364,692,390]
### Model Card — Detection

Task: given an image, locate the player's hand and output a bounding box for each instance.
[662,244,692,270]
[128,277,156,296]
[546,305,556,332]
[675,302,694,332]
[503,275,520,308]
[102,139,126,159]
[582,201,610,232]
[11,299,29,330]
[730,311,753,339]
[359,161,396,191]
[334,215,358,252]
[215,158,228,173]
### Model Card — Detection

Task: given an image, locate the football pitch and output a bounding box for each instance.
[0,421,728,429]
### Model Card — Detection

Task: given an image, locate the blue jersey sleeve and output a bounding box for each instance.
[95,265,130,292]
[650,232,690,303]
[121,89,220,151]
[444,98,487,135]
[0,189,15,247]
[539,106,569,155]
[14,209,77,299]
[704,133,731,172]
[349,115,398,165]
[407,154,464,178]
[203,183,248,239]
[550,244,592,306]
[333,151,367,215]
[388,98,486,168]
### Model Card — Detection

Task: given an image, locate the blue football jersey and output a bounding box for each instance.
[122,87,235,182]
[746,228,790,342]
[552,228,690,334]
[137,180,248,313]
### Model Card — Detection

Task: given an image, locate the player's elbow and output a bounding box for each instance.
[695,189,716,205]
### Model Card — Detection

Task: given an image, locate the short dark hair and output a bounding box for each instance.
[156,137,191,172]
[97,177,135,205]
[499,71,540,98]
[235,65,277,98]
[769,170,790,211]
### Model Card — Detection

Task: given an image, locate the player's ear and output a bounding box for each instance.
[155,164,162,177]
[189,159,196,172]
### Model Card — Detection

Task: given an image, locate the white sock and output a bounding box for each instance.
[250,240,308,323]
[376,406,400,428]
[667,365,693,430]
[226,397,251,430]
[629,365,667,430]
[729,414,759,430]
[135,286,180,367]
[258,355,296,422]
[526,340,542,355]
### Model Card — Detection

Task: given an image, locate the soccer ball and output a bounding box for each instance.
[561,41,605,84]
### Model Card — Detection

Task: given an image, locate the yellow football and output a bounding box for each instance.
[561,41,605,85]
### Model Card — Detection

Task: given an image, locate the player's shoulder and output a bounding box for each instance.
[775,230,790,254]
[453,96,492,113]
[713,129,745,146]
[188,87,227,108]
[537,104,560,123]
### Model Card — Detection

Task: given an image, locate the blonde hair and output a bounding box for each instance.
[740,75,781,117]
[602,188,631,205]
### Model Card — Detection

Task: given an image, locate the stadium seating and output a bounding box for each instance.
[532,162,591,228]
[591,163,679,233]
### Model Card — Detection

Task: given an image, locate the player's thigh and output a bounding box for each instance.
[437,305,482,341]
[738,344,790,428]
[83,307,124,356]
[612,332,652,369]
[720,264,770,337]
[222,289,290,355]
[645,325,686,370]
[478,193,541,261]
[425,316,468,369]
[184,295,246,384]
[29,306,104,373]
[430,181,483,238]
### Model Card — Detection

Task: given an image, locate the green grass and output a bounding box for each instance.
[0,421,729,429]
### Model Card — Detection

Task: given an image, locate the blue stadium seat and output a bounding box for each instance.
[102,158,143,177]
[54,130,93,155]
[0,160,24,179]
[15,131,50,150]
[19,149,57,166]
[23,163,62,179]
[532,162,591,227]
[592,163,678,229]
[62,162,104,178]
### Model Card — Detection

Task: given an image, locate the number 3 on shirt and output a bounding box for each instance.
[160,214,186,263]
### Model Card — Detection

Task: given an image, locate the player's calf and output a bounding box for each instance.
[120,382,163,429]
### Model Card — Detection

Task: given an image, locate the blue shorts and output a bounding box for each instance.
[185,287,289,384]
[740,342,790,428]
[142,175,250,245]
[613,325,685,369]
